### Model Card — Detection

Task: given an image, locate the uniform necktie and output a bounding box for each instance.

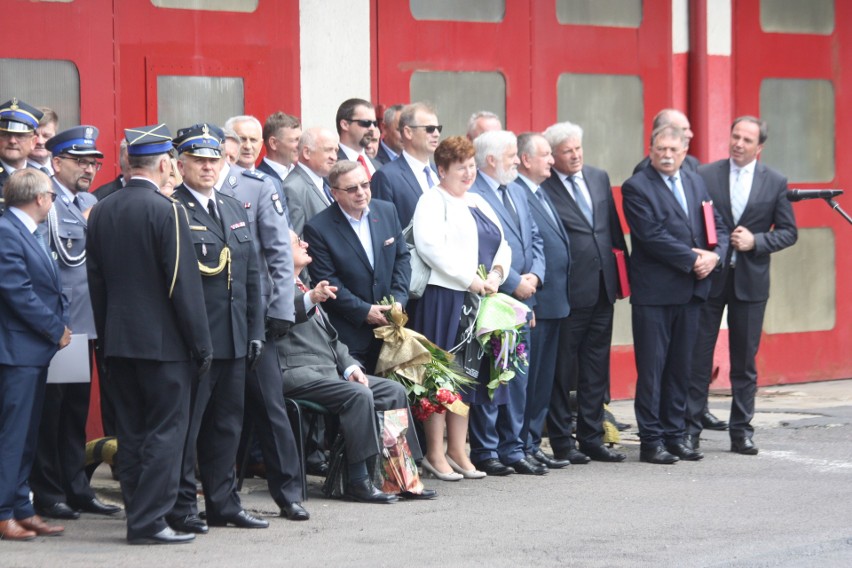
[535,188,557,225]
[423,166,435,188]
[568,175,593,225]
[498,185,520,229]
[357,154,372,180]
[667,175,688,215]
[34,230,55,276]
[731,168,747,224]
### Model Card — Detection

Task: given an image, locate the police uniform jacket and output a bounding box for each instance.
[173,184,263,359]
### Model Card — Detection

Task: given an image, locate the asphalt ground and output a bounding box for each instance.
[3,379,851,567]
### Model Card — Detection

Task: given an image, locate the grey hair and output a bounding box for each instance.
[542,121,583,149]
[474,130,517,169]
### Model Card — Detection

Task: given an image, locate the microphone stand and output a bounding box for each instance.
[825,198,852,226]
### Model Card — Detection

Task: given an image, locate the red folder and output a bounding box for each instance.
[702,201,718,248]
[612,248,630,299]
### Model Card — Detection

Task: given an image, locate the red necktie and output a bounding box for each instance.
[357,154,372,180]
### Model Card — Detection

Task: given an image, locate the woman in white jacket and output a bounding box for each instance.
[410,136,511,481]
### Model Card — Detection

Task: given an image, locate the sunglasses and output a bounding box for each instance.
[349,119,379,128]
[333,181,371,194]
[410,124,443,134]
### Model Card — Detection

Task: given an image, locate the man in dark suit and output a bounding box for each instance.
[92,140,128,201]
[689,116,797,455]
[370,102,441,228]
[87,124,213,544]
[0,169,70,540]
[469,130,546,477]
[0,99,44,212]
[30,126,121,521]
[279,230,434,502]
[541,121,629,464]
[258,112,301,185]
[633,108,701,176]
[215,129,305,521]
[512,133,572,470]
[621,124,728,465]
[375,104,403,166]
[303,160,410,374]
[282,127,338,236]
[335,98,380,178]
[167,124,269,533]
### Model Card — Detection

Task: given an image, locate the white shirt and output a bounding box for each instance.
[402,150,436,194]
[263,157,293,179]
[339,143,376,176]
[339,204,374,268]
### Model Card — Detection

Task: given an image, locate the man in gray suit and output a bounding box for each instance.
[688,116,797,455]
[542,121,629,464]
[282,127,338,236]
[280,230,434,503]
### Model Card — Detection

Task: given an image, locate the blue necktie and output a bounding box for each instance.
[667,175,688,215]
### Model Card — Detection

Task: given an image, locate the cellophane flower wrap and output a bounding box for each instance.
[374,298,474,422]
[474,291,530,400]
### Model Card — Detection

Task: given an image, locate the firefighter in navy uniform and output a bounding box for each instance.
[166,124,268,532]
[86,124,213,545]
[0,98,44,215]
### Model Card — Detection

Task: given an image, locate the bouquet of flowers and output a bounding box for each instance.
[474,266,531,400]
[374,298,474,422]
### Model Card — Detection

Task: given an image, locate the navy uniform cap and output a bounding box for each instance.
[46,125,104,158]
[0,98,44,133]
[174,123,224,158]
[124,124,174,156]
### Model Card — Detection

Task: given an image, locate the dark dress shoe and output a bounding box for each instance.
[666,442,704,461]
[36,502,80,520]
[0,519,37,541]
[207,510,269,528]
[731,437,759,455]
[702,411,728,430]
[506,457,548,475]
[17,515,64,536]
[531,450,571,469]
[280,501,310,521]
[345,478,399,503]
[683,434,700,450]
[75,497,121,515]
[554,448,591,465]
[640,445,679,465]
[399,489,438,500]
[167,514,208,534]
[472,458,514,476]
[306,461,330,477]
[128,526,195,545]
[580,444,626,463]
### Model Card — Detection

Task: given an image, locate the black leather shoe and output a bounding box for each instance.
[506,457,548,475]
[36,502,80,520]
[472,458,514,476]
[731,437,759,455]
[280,502,310,521]
[702,411,728,431]
[683,434,701,450]
[580,443,626,463]
[530,450,570,469]
[640,445,679,465]
[345,478,399,503]
[554,448,591,465]
[666,442,704,461]
[306,461,329,477]
[207,510,269,529]
[75,497,121,516]
[167,514,208,534]
[129,526,195,545]
[399,489,438,500]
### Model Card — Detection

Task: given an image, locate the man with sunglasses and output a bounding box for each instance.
[335,98,380,179]
[0,98,45,214]
[303,160,410,374]
[29,126,122,521]
[370,102,441,228]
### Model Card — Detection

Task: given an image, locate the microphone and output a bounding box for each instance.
[787,189,843,202]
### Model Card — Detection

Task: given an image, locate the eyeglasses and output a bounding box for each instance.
[57,156,103,171]
[44,191,57,202]
[348,119,379,128]
[410,124,443,134]
[333,181,371,194]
